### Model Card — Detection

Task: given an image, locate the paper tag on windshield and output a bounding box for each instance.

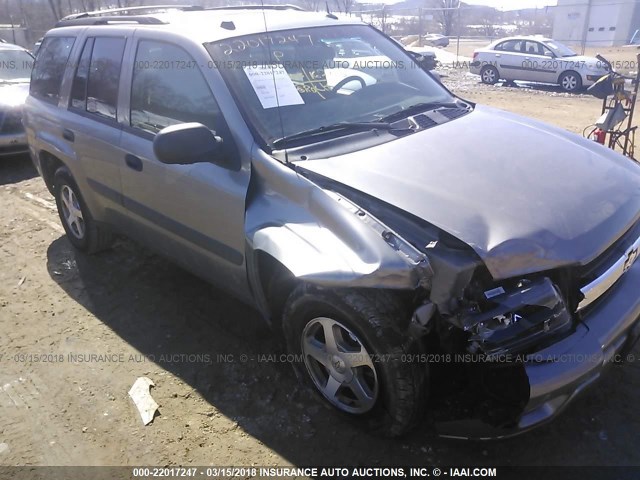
[243,65,304,109]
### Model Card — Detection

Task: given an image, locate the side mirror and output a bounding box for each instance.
[544,51,555,58]
[153,123,223,166]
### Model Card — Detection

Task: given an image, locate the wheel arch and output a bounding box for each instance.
[38,150,66,195]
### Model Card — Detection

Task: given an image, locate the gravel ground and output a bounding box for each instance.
[0,74,639,469]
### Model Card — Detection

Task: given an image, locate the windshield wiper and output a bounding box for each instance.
[271,121,406,149]
[379,101,463,123]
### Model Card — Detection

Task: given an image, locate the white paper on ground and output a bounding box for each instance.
[128,377,159,425]
[243,65,304,109]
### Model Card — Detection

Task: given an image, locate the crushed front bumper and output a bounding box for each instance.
[438,259,640,439]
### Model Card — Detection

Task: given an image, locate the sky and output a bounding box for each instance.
[462,0,558,10]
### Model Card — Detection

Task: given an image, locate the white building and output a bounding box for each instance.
[552,0,640,47]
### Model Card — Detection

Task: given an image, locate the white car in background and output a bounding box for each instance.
[470,36,609,92]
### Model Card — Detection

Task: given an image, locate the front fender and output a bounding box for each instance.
[245,147,432,294]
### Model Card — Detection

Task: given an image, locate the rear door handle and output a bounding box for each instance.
[62,129,75,142]
[125,154,143,172]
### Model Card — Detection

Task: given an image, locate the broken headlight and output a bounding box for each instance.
[461,277,573,356]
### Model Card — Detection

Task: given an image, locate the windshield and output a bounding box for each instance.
[206,25,454,147]
[0,49,34,82]
[544,40,577,58]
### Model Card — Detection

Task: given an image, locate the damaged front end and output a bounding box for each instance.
[262,165,639,439]
[314,178,585,437]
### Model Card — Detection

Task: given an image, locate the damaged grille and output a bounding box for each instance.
[575,219,640,312]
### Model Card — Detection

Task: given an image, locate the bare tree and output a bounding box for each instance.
[430,0,459,37]
[478,6,498,37]
[300,0,322,12]
[47,0,60,20]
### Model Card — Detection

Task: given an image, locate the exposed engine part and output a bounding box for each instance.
[458,277,573,356]
[412,302,436,327]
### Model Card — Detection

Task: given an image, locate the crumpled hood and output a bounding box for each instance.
[0,82,29,109]
[297,105,640,280]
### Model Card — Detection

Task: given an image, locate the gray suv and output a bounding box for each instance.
[24,5,640,438]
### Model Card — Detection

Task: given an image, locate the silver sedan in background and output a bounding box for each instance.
[470,36,609,92]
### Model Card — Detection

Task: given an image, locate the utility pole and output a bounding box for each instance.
[581,0,592,55]
[418,7,423,47]
[456,0,462,62]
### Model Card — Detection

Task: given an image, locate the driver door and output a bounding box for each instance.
[117,37,252,299]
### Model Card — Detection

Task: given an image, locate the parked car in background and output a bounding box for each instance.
[0,42,34,157]
[391,38,438,73]
[423,33,449,48]
[470,36,609,92]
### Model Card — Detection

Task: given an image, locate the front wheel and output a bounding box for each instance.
[282,285,427,436]
[559,71,583,92]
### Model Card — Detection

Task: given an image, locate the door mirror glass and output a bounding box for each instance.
[544,50,556,58]
[153,123,223,166]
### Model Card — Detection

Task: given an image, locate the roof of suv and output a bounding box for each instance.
[53,8,363,44]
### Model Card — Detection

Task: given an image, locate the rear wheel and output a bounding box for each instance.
[480,65,499,85]
[54,166,113,254]
[282,285,427,436]
[559,71,582,92]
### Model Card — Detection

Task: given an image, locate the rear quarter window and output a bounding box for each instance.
[30,36,75,104]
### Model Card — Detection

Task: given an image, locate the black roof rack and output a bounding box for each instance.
[62,5,203,20]
[203,4,305,11]
[55,4,306,27]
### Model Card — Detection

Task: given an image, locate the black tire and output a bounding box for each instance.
[480,65,500,85]
[53,166,113,254]
[559,71,583,92]
[282,284,427,437]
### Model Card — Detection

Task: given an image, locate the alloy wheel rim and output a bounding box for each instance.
[563,75,577,90]
[301,317,378,414]
[60,185,85,239]
[483,69,496,82]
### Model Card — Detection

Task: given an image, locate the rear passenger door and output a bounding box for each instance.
[118,38,251,298]
[64,35,129,221]
[492,40,525,81]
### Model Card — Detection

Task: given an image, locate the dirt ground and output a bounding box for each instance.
[1,74,640,471]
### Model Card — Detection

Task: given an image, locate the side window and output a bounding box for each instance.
[70,38,94,110]
[130,40,222,135]
[496,40,519,53]
[30,36,75,104]
[523,41,544,55]
[85,37,126,120]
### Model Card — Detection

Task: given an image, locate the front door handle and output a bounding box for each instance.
[62,129,75,142]
[125,154,143,172]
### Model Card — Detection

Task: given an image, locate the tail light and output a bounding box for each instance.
[473,51,479,61]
